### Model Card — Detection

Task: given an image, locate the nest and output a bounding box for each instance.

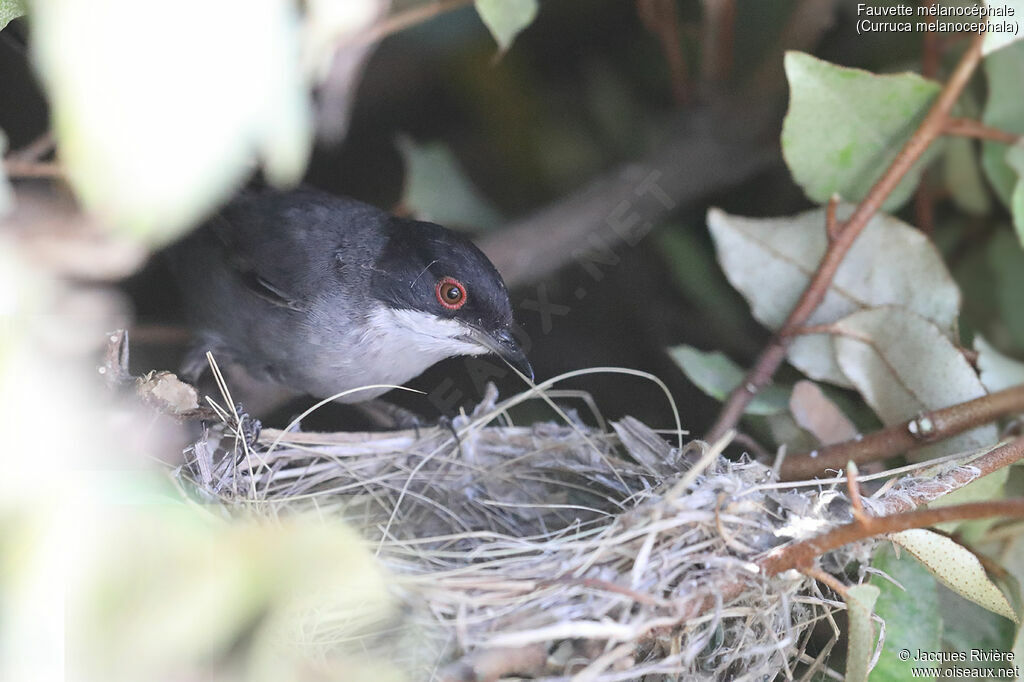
[173,379,862,681]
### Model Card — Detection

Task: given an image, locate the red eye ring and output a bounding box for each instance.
[436,276,467,310]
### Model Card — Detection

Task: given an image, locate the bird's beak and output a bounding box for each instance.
[468,327,534,381]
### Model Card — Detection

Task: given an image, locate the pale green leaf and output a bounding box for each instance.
[943,136,992,216]
[475,0,538,52]
[890,529,1018,622]
[988,229,1024,349]
[31,0,312,245]
[1006,143,1024,244]
[981,41,1024,208]
[668,344,789,415]
[0,0,24,30]
[831,308,997,461]
[845,584,881,682]
[975,335,1024,393]
[398,136,503,231]
[781,52,942,211]
[707,206,960,386]
[982,0,1024,56]
[868,545,941,682]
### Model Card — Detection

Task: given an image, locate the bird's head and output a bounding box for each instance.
[368,218,532,380]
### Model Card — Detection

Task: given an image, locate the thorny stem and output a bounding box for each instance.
[705,32,986,443]
[780,383,1024,480]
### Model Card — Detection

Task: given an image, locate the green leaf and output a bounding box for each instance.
[31,0,312,245]
[890,529,1018,622]
[397,135,503,231]
[869,545,941,682]
[832,308,997,461]
[781,52,942,211]
[975,335,1024,393]
[475,0,538,53]
[668,345,789,415]
[845,584,881,682]
[943,136,992,216]
[982,0,1024,56]
[0,0,25,31]
[981,41,1024,209]
[988,228,1024,350]
[1006,143,1024,244]
[707,206,960,386]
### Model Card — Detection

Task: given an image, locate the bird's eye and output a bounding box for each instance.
[436,276,467,310]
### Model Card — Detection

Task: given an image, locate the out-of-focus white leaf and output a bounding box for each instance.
[975,335,1024,393]
[398,135,503,231]
[475,0,538,52]
[832,308,997,461]
[891,529,1018,622]
[707,206,960,386]
[844,584,881,682]
[982,0,1024,55]
[0,0,24,31]
[31,0,312,245]
[668,344,789,415]
[305,0,389,142]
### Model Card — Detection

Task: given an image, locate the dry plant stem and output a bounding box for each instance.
[944,117,1022,145]
[705,32,985,443]
[779,383,1024,480]
[760,497,1024,577]
[357,0,472,47]
[637,0,691,105]
[3,159,62,178]
[439,644,549,682]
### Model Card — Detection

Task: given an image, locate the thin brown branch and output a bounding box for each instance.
[706,32,985,443]
[4,159,63,179]
[825,194,840,242]
[700,0,736,84]
[760,497,1024,576]
[637,0,691,105]
[846,463,867,523]
[355,0,473,48]
[944,117,1022,145]
[920,0,940,79]
[780,383,1024,480]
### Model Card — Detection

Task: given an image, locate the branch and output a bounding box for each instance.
[637,0,691,105]
[478,112,777,288]
[944,117,1022,145]
[760,497,1024,576]
[779,383,1024,480]
[705,32,985,442]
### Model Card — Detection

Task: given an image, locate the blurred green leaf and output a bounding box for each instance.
[982,0,1024,56]
[832,308,997,461]
[397,135,503,231]
[668,344,789,415]
[0,0,24,31]
[31,0,312,245]
[781,52,942,211]
[890,529,1018,622]
[988,228,1024,350]
[1006,143,1024,244]
[943,137,992,216]
[475,0,537,53]
[981,41,1024,209]
[707,206,960,387]
[869,545,941,682]
[975,335,1024,393]
[845,583,881,682]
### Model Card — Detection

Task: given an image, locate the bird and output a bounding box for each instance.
[167,187,532,410]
